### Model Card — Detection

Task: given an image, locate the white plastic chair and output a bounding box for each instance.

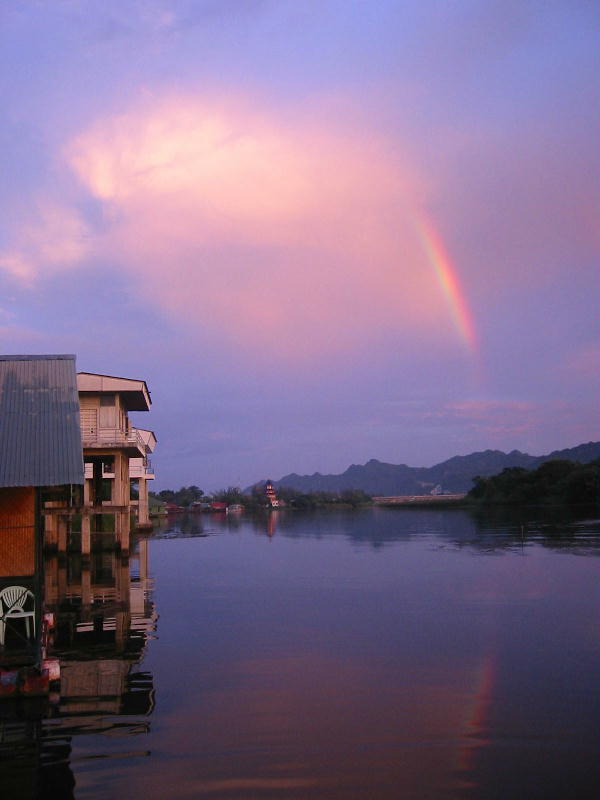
[0,585,35,645]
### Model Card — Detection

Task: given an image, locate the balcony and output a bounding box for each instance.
[129,458,154,480]
[80,426,146,457]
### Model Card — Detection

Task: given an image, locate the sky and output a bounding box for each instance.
[1,0,598,491]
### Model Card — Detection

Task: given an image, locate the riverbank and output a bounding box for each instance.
[373,494,466,508]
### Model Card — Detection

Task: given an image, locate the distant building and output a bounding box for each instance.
[265,480,282,508]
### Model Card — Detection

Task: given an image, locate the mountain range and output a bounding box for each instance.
[265,442,600,496]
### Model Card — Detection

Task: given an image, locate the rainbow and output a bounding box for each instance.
[456,652,496,773]
[413,214,478,354]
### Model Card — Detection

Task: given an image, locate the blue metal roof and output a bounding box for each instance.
[0,355,84,488]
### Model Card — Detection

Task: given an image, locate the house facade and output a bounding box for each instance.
[77,371,155,540]
[1,359,157,562]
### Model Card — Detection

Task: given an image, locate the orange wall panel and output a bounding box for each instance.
[0,486,36,577]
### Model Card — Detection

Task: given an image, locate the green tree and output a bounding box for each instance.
[466,459,600,506]
[340,489,372,507]
[212,486,245,505]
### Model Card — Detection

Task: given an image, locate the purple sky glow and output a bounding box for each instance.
[1,1,598,490]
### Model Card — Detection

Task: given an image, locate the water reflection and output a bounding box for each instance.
[2,505,598,798]
[0,510,157,798]
[154,504,600,554]
[145,506,599,799]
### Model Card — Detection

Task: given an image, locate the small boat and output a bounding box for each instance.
[226,504,244,514]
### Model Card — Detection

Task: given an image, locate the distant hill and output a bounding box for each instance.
[262,442,600,496]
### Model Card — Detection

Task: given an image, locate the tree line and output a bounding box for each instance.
[467,459,599,506]
[150,484,372,509]
[151,461,599,510]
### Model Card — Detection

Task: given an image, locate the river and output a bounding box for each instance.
[1,506,598,798]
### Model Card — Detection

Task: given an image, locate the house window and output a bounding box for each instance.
[100,479,113,502]
[99,394,116,428]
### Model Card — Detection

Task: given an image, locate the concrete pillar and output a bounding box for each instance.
[116,510,129,555]
[81,513,91,556]
[115,611,130,652]
[139,537,148,584]
[115,452,128,507]
[115,550,130,653]
[57,560,67,600]
[44,555,58,605]
[81,566,91,607]
[138,477,150,526]
[116,552,130,601]
[44,510,57,549]
[57,516,68,552]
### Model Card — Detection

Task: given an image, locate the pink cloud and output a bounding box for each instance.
[415,398,598,453]
[444,400,535,418]
[0,322,44,348]
[0,199,91,285]
[559,343,600,380]
[422,400,539,439]
[61,92,469,358]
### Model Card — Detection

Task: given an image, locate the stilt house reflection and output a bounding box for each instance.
[0,355,158,796]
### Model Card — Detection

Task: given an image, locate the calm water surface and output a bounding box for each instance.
[2,507,599,798]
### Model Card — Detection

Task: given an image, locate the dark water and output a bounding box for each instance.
[2,507,599,799]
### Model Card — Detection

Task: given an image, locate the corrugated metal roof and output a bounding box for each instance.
[0,355,84,488]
